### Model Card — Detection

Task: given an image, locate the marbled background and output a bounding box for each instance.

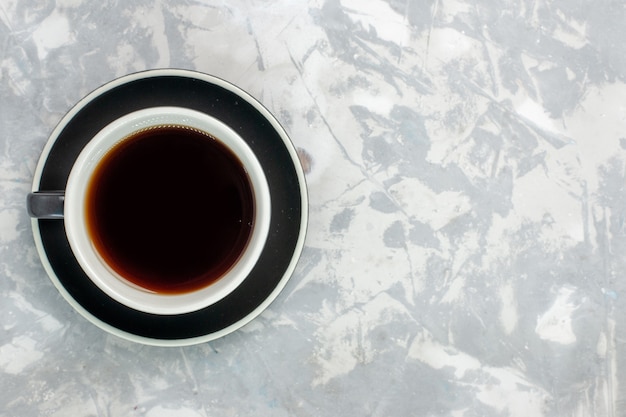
[1,0,625,415]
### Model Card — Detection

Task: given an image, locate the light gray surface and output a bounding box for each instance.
[1,0,625,415]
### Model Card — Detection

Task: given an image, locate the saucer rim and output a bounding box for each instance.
[30,68,308,346]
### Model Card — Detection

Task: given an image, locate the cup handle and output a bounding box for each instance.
[27,191,65,219]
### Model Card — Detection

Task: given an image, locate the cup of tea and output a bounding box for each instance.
[27,69,307,345]
[29,106,271,314]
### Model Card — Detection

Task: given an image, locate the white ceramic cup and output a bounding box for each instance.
[28,106,271,315]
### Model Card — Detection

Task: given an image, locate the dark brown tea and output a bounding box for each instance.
[85,125,255,295]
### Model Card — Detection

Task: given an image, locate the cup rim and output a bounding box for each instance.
[64,106,271,315]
